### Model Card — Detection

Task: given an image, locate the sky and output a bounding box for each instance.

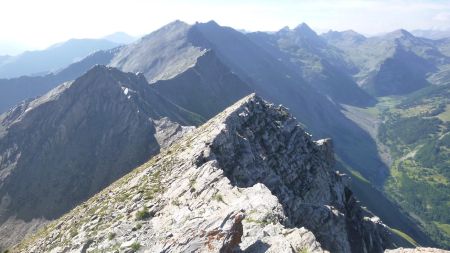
[1,0,450,54]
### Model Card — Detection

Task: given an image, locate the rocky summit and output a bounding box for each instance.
[13,94,394,253]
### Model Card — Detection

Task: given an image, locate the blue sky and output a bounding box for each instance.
[1,0,450,52]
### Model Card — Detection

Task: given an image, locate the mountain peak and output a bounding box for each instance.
[386,29,415,39]
[342,29,366,38]
[167,19,188,27]
[321,29,366,44]
[77,65,147,93]
[204,20,220,27]
[294,22,317,36]
[142,20,190,40]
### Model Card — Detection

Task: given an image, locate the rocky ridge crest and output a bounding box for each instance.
[13,94,392,253]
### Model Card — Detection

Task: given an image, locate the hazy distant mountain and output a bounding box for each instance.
[0,55,10,65]
[437,37,450,57]
[248,24,373,106]
[324,29,450,96]
[102,31,137,44]
[0,38,120,78]
[321,30,367,49]
[0,48,118,113]
[412,29,450,40]
[0,65,202,249]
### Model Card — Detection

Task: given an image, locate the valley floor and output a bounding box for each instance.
[342,94,450,249]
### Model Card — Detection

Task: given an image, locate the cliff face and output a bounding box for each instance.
[13,94,393,253]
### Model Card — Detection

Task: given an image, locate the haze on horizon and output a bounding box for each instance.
[1,0,450,55]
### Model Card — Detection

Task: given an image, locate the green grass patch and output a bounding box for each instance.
[389,228,419,247]
[135,207,151,220]
[108,232,116,240]
[212,193,225,203]
[434,222,450,237]
[348,168,371,184]
[130,242,141,252]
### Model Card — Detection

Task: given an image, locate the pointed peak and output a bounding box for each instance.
[216,93,259,116]
[386,29,415,39]
[161,20,190,30]
[193,20,222,30]
[294,23,315,33]
[141,20,190,40]
[76,65,147,93]
[342,30,366,37]
[86,64,120,76]
[169,19,188,26]
[205,20,219,26]
[208,93,296,131]
[292,23,319,38]
[279,26,290,32]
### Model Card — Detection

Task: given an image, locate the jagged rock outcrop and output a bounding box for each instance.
[0,65,201,250]
[12,94,393,253]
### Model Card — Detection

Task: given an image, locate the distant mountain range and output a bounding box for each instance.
[322,29,450,96]
[411,29,450,40]
[0,20,449,251]
[0,32,137,79]
[0,38,120,78]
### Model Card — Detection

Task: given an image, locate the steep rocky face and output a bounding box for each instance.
[109,20,206,83]
[0,65,201,249]
[369,47,433,95]
[107,21,254,121]
[152,50,252,119]
[13,94,394,253]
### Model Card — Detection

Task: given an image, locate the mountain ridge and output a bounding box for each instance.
[12,94,397,253]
